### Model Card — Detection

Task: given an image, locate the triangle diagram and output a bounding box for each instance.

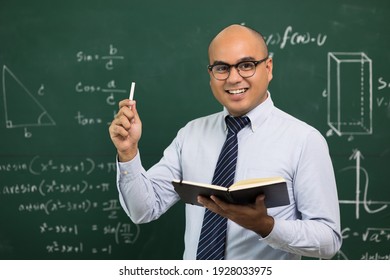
[2,65,56,128]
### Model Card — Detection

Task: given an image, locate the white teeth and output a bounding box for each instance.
[227,88,246,94]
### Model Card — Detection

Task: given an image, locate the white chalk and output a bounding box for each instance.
[129,82,136,101]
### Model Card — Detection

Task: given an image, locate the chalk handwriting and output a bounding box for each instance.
[1,154,140,257]
[0,162,28,172]
[40,222,140,245]
[18,199,96,215]
[378,77,390,91]
[75,80,126,95]
[361,252,390,260]
[25,155,116,175]
[264,26,327,49]
[17,199,123,220]
[46,241,83,254]
[342,227,390,243]
[75,80,126,106]
[100,222,140,245]
[40,222,79,235]
[74,111,103,126]
[102,199,122,219]
[1,180,110,196]
[334,249,390,260]
[376,97,390,108]
[377,77,390,108]
[76,44,124,71]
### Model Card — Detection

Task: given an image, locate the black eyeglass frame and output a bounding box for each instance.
[207,56,269,80]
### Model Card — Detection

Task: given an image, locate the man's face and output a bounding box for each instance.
[208,27,273,116]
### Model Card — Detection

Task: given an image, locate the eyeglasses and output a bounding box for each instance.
[208,57,269,81]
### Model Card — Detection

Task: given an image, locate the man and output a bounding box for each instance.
[109,24,342,259]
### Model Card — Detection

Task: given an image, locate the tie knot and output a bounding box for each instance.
[225,116,250,134]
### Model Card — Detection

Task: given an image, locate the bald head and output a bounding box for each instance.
[207,24,273,116]
[208,24,269,60]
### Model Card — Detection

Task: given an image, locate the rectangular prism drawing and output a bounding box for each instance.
[327,52,372,136]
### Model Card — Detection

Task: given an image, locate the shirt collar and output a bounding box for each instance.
[223,91,274,132]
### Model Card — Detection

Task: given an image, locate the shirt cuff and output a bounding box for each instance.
[258,218,291,249]
[117,151,143,180]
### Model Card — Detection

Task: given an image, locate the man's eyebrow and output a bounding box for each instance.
[211,60,228,65]
[237,56,257,62]
[211,57,257,65]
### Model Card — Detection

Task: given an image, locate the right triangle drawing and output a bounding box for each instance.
[2,65,56,128]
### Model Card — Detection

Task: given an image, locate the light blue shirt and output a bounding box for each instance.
[116,93,342,260]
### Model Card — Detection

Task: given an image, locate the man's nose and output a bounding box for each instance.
[226,66,243,83]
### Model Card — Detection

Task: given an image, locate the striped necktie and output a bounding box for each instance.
[196,115,250,260]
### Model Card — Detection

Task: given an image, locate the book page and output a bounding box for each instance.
[230,177,285,190]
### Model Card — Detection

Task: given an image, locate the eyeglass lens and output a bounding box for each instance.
[212,61,257,80]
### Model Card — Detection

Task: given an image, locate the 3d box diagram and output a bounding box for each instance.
[327,52,372,136]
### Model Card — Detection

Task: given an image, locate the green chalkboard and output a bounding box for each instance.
[1,0,389,260]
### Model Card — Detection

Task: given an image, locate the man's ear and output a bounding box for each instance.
[266,58,273,82]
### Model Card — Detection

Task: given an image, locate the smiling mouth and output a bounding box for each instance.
[225,88,248,95]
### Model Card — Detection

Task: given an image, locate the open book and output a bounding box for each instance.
[172,177,290,208]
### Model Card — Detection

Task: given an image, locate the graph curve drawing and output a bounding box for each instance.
[2,65,56,128]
